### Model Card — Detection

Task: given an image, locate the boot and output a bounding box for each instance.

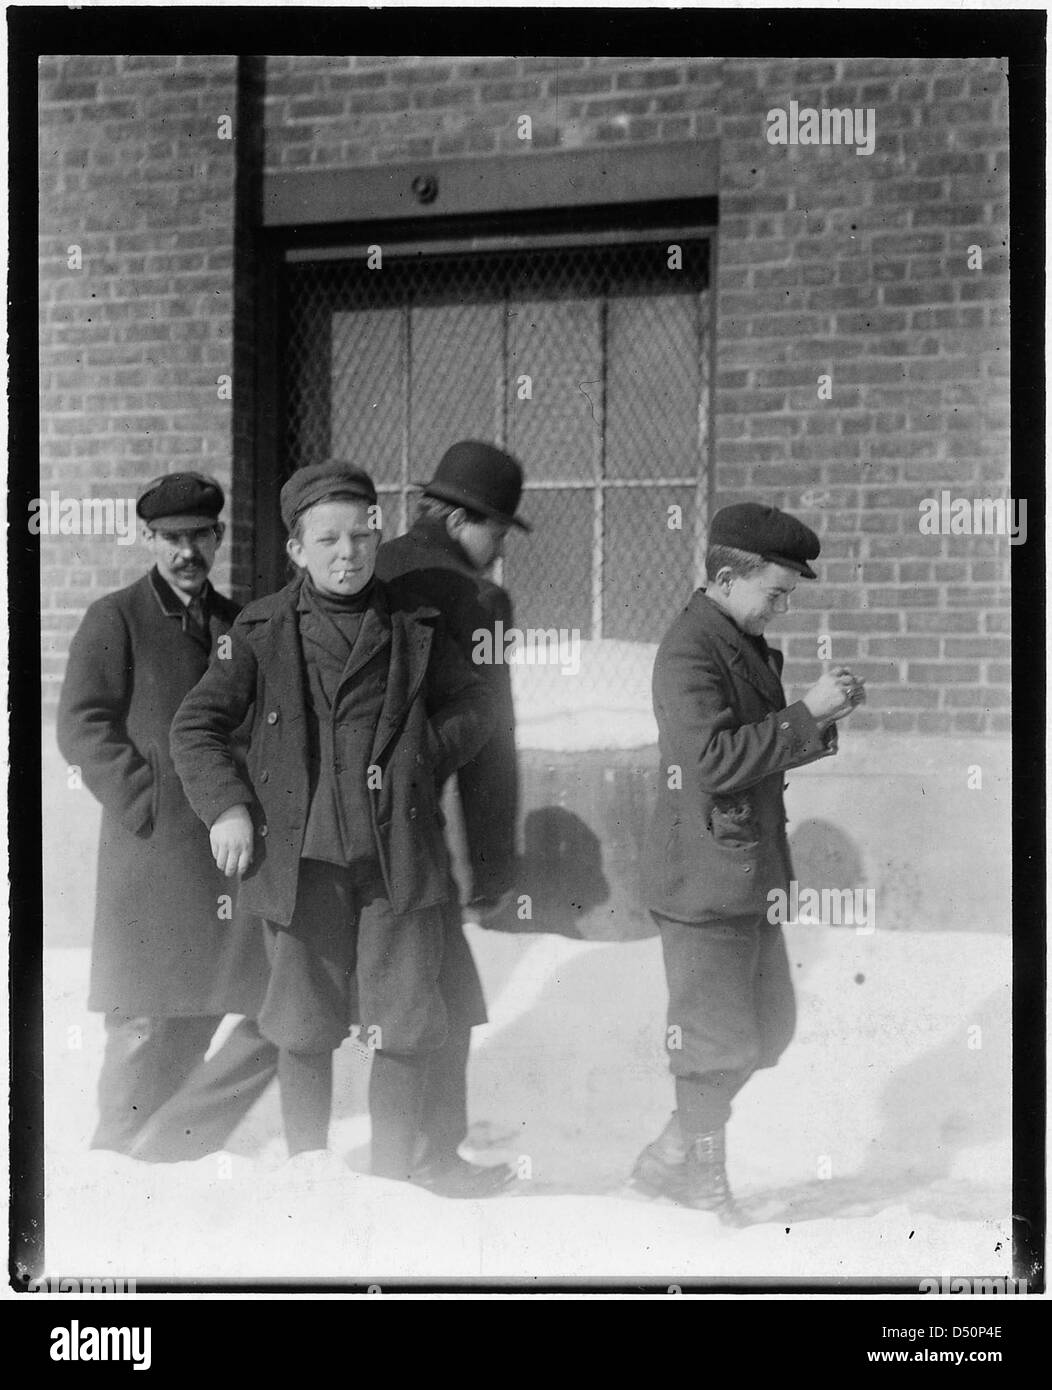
[630,1111,688,1200]
[683,1128,740,1223]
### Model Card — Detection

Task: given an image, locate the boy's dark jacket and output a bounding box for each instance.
[170,572,494,925]
[644,590,839,923]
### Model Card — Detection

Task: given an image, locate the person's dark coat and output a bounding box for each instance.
[643,590,839,924]
[169,573,494,926]
[56,568,269,1017]
[375,514,518,903]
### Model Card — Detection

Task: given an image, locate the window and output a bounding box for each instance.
[282,233,711,651]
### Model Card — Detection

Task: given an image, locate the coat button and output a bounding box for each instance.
[266,711,279,725]
[743,865,751,873]
[260,770,270,783]
[259,824,269,837]
[780,721,790,730]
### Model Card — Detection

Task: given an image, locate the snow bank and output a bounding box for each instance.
[511,639,658,751]
[42,921,1012,1283]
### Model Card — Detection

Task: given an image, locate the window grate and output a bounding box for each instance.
[283,236,711,647]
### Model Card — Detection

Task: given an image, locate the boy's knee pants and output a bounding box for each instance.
[257,860,447,1057]
[655,912,796,1081]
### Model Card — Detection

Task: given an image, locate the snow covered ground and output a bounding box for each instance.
[42,923,1011,1284]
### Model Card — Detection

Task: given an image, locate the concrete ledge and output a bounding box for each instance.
[42,723,1011,946]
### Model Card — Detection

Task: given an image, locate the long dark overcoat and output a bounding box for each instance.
[169,574,494,927]
[643,591,839,924]
[375,515,518,904]
[56,568,269,1016]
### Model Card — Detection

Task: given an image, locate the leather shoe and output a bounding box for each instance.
[411,1156,514,1199]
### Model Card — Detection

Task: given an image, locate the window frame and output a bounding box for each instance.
[255,199,717,609]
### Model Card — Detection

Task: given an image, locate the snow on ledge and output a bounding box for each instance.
[511,639,659,752]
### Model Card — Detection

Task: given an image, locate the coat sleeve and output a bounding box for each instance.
[654,627,835,797]
[56,597,156,836]
[424,614,497,786]
[170,623,259,830]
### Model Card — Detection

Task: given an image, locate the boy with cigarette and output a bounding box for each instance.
[170,462,493,1178]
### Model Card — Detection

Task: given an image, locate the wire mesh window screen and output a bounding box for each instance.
[284,238,711,646]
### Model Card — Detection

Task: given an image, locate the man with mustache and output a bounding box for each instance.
[57,473,267,1154]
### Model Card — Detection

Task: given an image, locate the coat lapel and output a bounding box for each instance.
[693,592,786,709]
[251,585,310,753]
[338,602,391,689]
[296,583,352,666]
[371,600,433,764]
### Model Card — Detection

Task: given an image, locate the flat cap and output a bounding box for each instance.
[709,502,820,579]
[137,472,225,524]
[280,461,378,532]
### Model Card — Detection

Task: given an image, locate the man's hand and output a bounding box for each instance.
[803,667,865,728]
[209,804,254,877]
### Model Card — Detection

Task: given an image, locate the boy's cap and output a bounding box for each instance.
[280,462,379,531]
[137,472,225,525]
[709,502,820,579]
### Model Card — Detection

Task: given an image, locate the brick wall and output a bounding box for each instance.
[38,54,1011,732]
[261,54,1010,735]
[716,57,1010,737]
[38,53,251,704]
[262,54,721,166]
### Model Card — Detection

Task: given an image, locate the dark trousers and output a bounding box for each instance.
[130,864,471,1170]
[126,1015,276,1161]
[92,1013,223,1153]
[129,1014,473,1167]
[656,912,796,1137]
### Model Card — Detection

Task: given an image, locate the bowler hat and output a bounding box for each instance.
[137,472,225,525]
[415,441,531,531]
[709,502,820,579]
[280,461,379,532]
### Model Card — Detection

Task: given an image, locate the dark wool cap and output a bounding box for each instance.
[137,472,225,524]
[414,440,531,531]
[709,502,821,579]
[280,462,379,532]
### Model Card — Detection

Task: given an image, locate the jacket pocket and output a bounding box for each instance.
[133,742,161,839]
[707,797,761,851]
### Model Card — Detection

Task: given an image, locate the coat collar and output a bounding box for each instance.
[687,590,786,707]
[296,576,386,669]
[400,514,477,575]
[243,574,440,763]
[148,565,213,617]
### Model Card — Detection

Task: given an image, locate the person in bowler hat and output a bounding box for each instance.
[56,472,268,1153]
[374,439,529,1197]
[162,462,499,1183]
[633,502,868,1220]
